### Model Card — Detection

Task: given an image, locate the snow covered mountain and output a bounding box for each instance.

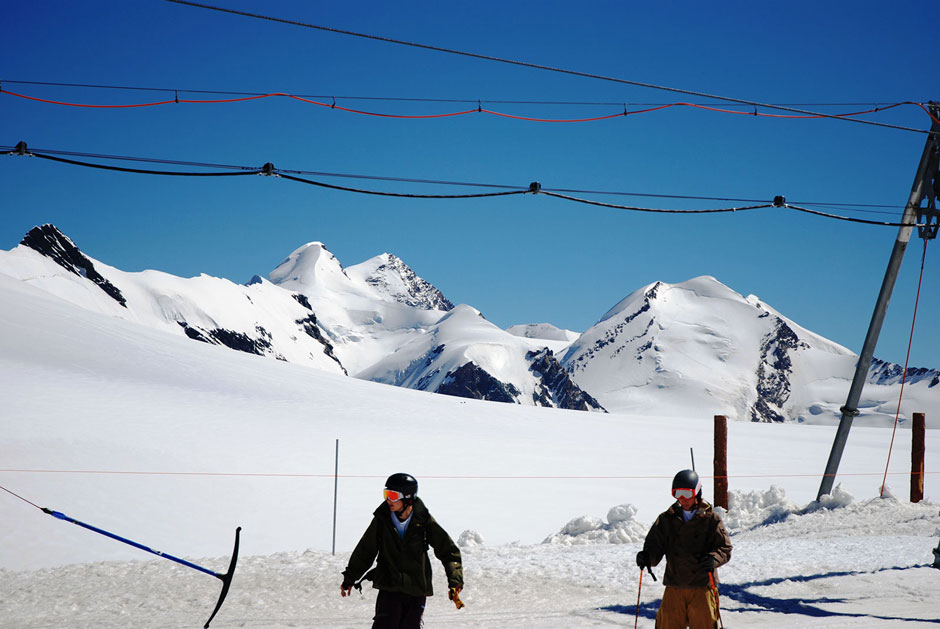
[358,304,604,411]
[1,225,936,423]
[0,225,600,411]
[5,225,346,374]
[265,242,452,376]
[562,277,939,425]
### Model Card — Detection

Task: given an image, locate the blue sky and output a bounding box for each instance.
[3,0,938,371]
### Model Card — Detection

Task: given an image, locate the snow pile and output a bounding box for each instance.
[543,503,648,545]
[457,530,485,548]
[721,485,803,532]
[802,482,856,512]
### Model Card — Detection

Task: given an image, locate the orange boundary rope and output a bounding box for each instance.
[881,238,929,497]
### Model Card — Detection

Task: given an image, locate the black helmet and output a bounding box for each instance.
[385,473,418,502]
[672,469,702,498]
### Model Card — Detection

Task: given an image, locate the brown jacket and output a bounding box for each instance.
[642,499,732,587]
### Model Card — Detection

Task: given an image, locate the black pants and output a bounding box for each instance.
[372,590,426,629]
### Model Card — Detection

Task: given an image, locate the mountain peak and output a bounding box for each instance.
[346,252,454,311]
[19,224,127,307]
[268,241,347,290]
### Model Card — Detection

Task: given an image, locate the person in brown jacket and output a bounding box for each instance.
[636,469,732,628]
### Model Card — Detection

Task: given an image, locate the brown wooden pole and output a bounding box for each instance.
[911,412,925,503]
[714,415,728,510]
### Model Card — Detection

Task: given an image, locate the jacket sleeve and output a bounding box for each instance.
[427,516,463,588]
[707,514,733,568]
[342,516,380,585]
[642,512,668,567]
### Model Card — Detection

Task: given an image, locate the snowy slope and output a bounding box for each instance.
[563,277,939,426]
[2,271,940,627]
[358,304,604,410]
[2,226,937,423]
[267,242,452,377]
[0,225,345,374]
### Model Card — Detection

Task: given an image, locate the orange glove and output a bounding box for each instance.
[448,587,465,610]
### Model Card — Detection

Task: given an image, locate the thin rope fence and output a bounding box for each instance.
[1,468,935,480]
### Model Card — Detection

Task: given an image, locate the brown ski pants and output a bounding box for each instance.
[655,586,717,629]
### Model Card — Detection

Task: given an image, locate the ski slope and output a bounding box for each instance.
[1,273,939,627]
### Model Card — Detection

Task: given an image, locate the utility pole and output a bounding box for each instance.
[818,102,940,500]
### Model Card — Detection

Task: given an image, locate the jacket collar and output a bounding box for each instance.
[669,498,712,518]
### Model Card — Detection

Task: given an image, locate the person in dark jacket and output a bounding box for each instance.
[636,469,732,628]
[341,473,463,628]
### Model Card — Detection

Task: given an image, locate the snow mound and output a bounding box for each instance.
[542,503,647,545]
[723,484,861,533]
[802,483,856,513]
[457,529,485,549]
[722,485,802,532]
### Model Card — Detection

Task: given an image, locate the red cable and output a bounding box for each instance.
[2,89,177,108]
[880,238,928,497]
[288,94,477,118]
[0,88,923,125]
[483,109,627,123]
[915,102,940,127]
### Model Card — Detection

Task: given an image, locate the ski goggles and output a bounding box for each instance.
[672,488,698,500]
[384,489,407,502]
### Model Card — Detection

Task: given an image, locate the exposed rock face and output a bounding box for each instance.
[178,321,275,357]
[20,224,127,307]
[869,358,939,388]
[565,282,660,374]
[295,313,346,374]
[527,348,605,411]
[750,318,808,422]
[437,362,521,403]
[359,253,454,311]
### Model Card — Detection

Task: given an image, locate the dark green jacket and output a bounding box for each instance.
[642,499,732,587]
[342,497,463,597]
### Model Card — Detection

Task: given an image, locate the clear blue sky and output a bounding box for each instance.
[3,1,938,370]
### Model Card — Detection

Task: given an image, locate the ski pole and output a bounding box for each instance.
[708,571,724,629]
[634,567,644,629]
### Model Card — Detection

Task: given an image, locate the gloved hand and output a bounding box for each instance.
[449,586,465,609]
[636,550,650,569]
[340,582,354,597]
[698,555,716,572]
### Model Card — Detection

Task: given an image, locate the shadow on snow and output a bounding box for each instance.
[599,564,939,624]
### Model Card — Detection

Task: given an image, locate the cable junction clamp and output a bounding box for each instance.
[772,195,786,207]
[261,162,276,176]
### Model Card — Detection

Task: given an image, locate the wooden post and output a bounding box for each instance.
[911,413,925,503]
[714,415,728,510]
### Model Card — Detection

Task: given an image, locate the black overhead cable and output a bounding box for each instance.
[27,151,262,177]
[538,190,772,214]
[163,0,934,136]
[782,203,924,227]
[276,172,533,199]
[0,144,902,211]
[3,142,922,225]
